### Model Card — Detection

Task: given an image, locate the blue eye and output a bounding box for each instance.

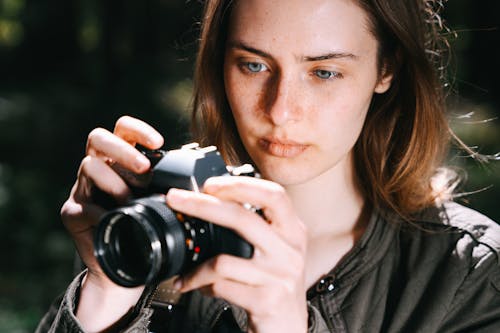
[314,69,341,80]
[245,62,267,73]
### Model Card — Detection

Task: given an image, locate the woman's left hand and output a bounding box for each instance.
[166,176,309,333]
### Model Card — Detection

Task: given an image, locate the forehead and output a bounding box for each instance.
[227,0,377,57]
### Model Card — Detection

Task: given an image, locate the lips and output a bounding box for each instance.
[258,137,308,158]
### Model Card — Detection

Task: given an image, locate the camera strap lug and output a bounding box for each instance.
[146,277,185,332]
[150,276,182,308]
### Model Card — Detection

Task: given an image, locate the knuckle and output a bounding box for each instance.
[81,154,93,165]
[212,254,237,277]
[210,281,224,296]
[60,197,82,226]
[267,183,287,202]
[274,271,301,298]
[210,255,230,275]
[86,127,107,153]
[114,115,132,129]
[79,155,94,175]
[60,200,73,222]
[87,127,106,142]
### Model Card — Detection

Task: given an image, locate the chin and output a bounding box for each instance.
[258,163,320,187]
[256,153,348,189]
[245,143,338,186]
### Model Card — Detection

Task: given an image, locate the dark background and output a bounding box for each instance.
[0,0,498,331]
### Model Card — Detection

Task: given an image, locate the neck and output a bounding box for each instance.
[284,153,369,287]
[284,153,366,240]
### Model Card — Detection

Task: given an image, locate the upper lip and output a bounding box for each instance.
[261,135,306,146]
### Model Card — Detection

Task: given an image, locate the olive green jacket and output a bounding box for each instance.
[36,202,500,332]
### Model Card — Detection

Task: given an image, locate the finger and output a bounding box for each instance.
[199,279,303,322]
[74,155,132,205]
[199,279,263,314]
[203,176,307,245]
[166,188,307,278]
[178,254,269,293]
[113,115,164,148]
[166,188,282,251]
[61,193,105,230]
[86,127,151,174]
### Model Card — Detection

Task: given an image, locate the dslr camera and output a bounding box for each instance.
[94,143,254,287]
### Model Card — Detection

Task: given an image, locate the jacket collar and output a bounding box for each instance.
[307,209,401,299]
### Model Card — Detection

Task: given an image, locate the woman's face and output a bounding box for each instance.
[223,0,391,186]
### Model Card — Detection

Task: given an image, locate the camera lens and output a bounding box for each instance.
[94,195,187,287]
[95,194,253,287]
[107,214,153,280]
[95,206,164,287]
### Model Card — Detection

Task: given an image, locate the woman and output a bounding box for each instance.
[37,0,500,332]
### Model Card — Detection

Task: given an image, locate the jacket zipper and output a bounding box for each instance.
[314,274,338,331]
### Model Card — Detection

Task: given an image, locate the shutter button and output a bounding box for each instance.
[316,274,336,294]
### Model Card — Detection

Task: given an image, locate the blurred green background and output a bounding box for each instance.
[0,0,498,331]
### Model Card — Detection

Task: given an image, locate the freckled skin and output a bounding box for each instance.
[223,0,392,187]
[63,1,394,332]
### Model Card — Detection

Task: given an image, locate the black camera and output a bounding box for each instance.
[94,143,254,287]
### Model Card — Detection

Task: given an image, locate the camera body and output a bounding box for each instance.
[94,143,254,287]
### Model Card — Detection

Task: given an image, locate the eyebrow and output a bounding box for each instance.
[228,41,272,59]
[302,52,358,62]
[227,41,359,62]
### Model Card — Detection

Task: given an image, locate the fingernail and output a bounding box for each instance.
[166,188,184,205]
[202,178,220,193]
[147,133,164,147]
[173,277,183,290]
[135,154,150,171]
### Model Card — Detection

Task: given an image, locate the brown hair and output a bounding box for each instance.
[191,0,453,218]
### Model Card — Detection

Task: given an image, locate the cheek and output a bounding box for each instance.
[226,74,266,123]
[224,79,256,137]
[313,91,371,146]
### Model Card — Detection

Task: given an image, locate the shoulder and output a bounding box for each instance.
[436,201,500,258]
[395,201,500,287]
[388,201,500,273]
[387,203,500,330]
[426,203,500,331]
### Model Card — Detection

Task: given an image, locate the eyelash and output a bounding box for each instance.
[313,69,343,80]
[241,62,268,74]
[238,61,343,81]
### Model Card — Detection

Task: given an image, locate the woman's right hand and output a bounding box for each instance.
[60,115,164,331]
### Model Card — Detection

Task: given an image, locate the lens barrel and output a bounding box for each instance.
[95,194,254,287]
[94,195,186,287]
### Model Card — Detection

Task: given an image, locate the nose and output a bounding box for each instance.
[264,73,301,126]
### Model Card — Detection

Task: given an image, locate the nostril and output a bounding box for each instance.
[269,108,292,126]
